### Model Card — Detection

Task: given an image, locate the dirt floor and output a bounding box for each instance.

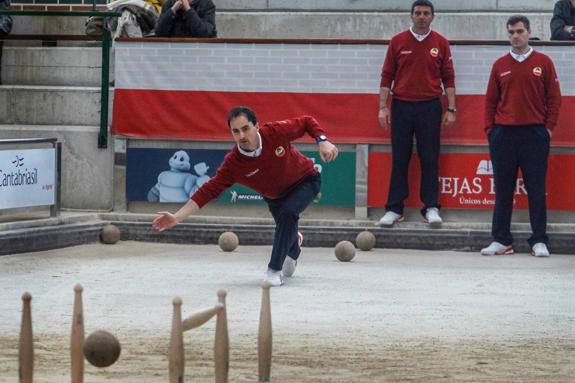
[1,241,574,382]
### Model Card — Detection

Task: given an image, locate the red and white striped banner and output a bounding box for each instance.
[112,41,575,146]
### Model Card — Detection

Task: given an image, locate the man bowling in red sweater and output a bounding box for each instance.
[152,106,339,286]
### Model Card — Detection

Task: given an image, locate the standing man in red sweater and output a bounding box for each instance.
[377,0,456,228]
[482,15,562,257]
[152,106,339,286]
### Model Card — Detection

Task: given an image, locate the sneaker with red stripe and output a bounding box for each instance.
[481,241,514,256]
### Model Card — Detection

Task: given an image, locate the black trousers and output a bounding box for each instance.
[0,40,3,85]
[386,98,442,216]
[264,173,321,271]
[488,125,550,247]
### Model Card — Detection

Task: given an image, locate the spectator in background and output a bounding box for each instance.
[550,0,575,40]
[0,0,11,36]
[0,0,12,85]
[482,15,561,257]
[155,0,216,37]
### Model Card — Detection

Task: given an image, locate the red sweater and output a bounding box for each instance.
[380,30,455,101]
[485,51,562,131]
[191,116,324,207]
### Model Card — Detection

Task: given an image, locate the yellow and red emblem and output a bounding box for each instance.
[275,146,286,157]
[532,67,542,77]
[430,48,439,57]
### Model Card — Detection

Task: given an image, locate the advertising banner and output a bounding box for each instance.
[368,152,575,210]
[0,148,56,209]
[113,42,575,147]
[127,148,356,206]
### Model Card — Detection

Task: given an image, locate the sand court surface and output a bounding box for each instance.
[1,241,574,382]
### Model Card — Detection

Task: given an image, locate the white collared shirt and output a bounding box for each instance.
[510,46,533,62]
[410,26,432,42]
[238,132,262,157]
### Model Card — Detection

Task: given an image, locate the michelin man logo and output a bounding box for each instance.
[147,150,211,202]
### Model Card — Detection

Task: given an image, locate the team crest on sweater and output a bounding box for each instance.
[275,146,286,157]
[430,48,439,57]
[532,67,542,77]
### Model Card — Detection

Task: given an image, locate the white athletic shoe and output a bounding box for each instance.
[263,268,284,287]
[424,207,443,227]
[531,243,550,257]
[481,241,514,256]
[282,232,303,278]
[282,257,297,277]
[377,211,404,227]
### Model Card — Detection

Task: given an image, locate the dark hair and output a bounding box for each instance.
[227,106,257,128]
[507,15,530,30]
[411,0,434,15]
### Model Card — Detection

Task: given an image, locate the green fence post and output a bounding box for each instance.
[98,23,111,149]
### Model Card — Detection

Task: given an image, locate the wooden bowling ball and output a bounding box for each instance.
[100,225,120,245]
[218,231,239,252]
[334,240,356,262]
[83,330,121,368]
[355,231,376,251]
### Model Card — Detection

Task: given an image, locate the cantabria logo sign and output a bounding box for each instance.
[0,148,56,209]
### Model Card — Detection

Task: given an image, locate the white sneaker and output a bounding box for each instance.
[424,207,443,227]
[282,232,302,278]
[282,257,297,277]
[531,243,550,257]
[263,268,284,287]
[481,241,514,256]
[377,211,404,227]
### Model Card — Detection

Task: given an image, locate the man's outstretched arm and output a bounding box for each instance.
[152,198,200,232]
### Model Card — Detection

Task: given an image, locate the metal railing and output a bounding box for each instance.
[0,9,121,149]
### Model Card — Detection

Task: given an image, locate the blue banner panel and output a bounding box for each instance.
[126,148,356,206]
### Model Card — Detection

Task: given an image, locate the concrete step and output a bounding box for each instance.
[111,220,575,254]
[0,221,105,255]
[11,15,87,36]
[1,47,112,87]
[3,209,575,255]
[0,85,113,126]
[215,0,556,12]
[218,12,553,40]
[2,217,573,256]
[10,11,553,39]
[0,124,114,211]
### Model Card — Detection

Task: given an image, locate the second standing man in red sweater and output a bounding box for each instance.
[378,0,456,228]
[481,15,562,257]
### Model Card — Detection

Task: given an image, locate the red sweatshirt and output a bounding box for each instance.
[485,50,562,132]
[191,116,324,207]
[380,30,455,101]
